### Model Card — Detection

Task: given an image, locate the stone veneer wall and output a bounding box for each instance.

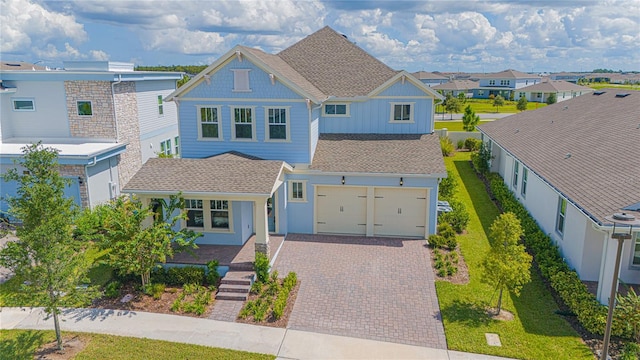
[59,165,89,208]
[65,81,117,139]
[113,82,141,190]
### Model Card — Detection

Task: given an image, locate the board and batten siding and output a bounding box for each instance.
[135,80,179,136]
[3,81,70,138]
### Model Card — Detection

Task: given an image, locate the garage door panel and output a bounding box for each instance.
[374,188,427,237]
[316,186,366,235]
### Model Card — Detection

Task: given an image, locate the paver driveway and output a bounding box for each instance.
[272,233,447,349]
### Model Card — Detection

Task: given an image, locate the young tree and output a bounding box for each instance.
[516,96,528,112]
[546,92,557,105]
[438,169,459,201]
[457,91,467,104]
[462,105,480,132]
[444,94,462,120]
[482,212,532,314]
[0,143,94,350]
[77,195,201,287]
[492,95,505,113]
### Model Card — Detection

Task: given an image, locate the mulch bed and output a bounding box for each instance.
[428,245,470,285]
[235,280,300,328]
[91,283,214,318]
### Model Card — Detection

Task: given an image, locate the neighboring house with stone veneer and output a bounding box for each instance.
[123,26,446,256]
[0,61,182,212]
[478,90,640,304]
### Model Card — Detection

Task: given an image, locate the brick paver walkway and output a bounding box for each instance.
[273,234,447,349]
[209,299,245,322]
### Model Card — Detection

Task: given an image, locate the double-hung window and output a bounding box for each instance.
[265,107,288,141]
[210,200,229,229]
[288,181,307,202]
[556,197,567,235]
[500,80,510,86]
[12,98,35,111]
[157,95,164,115]
[232,107,254,140]
[390,103,414,122]
[521,168,528,197]
[174,136,180,156]
[489,80,496,86]
[185,199,204,228]
[512,161,519,189]
[199,106,221,140]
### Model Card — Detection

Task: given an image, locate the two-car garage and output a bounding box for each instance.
[315,186,429,238]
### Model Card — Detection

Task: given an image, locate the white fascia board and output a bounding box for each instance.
[291,169,446,179]
[122,189,271,200]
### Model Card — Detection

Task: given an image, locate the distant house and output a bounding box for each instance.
[124,26,446,255]
[432,80,478,98]
[478,90,640,304]
[473,69,541,100]
[549,72,584,83]
[412,71,449,87]
[1,61,182,212]
[515,80,593,103]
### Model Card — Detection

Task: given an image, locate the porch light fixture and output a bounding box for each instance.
[400,177,404,186]
[600,212,640,360]
[341,176,345,185]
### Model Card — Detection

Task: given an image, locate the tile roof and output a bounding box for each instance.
[478,69,540,79]
[518,80,593,92]
[123,155,287,195]
[278,26,399,97]
[433,80,479,91]
[310,133,446,175]
[478,89,640,224]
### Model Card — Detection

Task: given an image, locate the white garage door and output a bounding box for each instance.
[316,186,367,235]
[374,188,428,237]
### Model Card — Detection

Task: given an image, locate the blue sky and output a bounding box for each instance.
[1,0,639,73]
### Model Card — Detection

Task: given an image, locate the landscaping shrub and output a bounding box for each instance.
[427,234,446,248]
[486,172,617,336]
[171,283,212,316]
[152,266,205,286]
[438,169,459,201]
[144,283,166,300]
[254,252,270,283]
[206,260,220,287]
[471,142,492,174]
[464,138,482,151]
[456,139,465,149]
[434,249,459,277]
[440,200,470,233]
[239,271,298,322]
[440,137,455,157]
[104,281,121,299]
[620,342,640,360]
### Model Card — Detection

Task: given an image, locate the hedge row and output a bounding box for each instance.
[487,173,617,336]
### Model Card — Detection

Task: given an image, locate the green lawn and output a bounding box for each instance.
[436,99,545,114]
[435,152,593,360]
[434,121,491,131]
[588,83,640,91]
[0,330,274,360]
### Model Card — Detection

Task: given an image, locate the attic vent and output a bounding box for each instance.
[593,91,606,95]
[615,93,630,98]
[5,63,21,67]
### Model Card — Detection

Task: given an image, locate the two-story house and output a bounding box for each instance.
[472,69,541,100]
[478,90,639,304]
[1,61,182,213]
[123,26,446,256]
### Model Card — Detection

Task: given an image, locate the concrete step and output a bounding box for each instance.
[218,283,250,293]
[215,292,248,301]
[221,271,255,286]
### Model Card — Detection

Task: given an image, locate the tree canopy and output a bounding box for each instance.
[462,105,480,131]
[492,95,505,113]
[516,96,528,112]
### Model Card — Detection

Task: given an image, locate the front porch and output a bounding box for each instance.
[168,234,285,271]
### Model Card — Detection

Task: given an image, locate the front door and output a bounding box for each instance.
[268,193,276,233]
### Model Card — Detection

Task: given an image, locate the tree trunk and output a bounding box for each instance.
[53,310,63,351]
[496,288,503,315]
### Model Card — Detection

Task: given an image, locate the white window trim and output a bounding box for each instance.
[264,106,291,142]
[77,100,94,117]
[12,98,35,112]
[521,167,528,198]
[230,106,256,141]
[183,198,234,233]
[512,161,519,189]
[231,69,252,92]
[184,199,204,229]
[322,103,350,117]
[174,136,180,157]
[160,138,172,156]
[197,105,223,141]
[556,197,567,237]
[389,102,415,123]
[157,95,164,116]
[630,233,640,269]
[288,180,307,202]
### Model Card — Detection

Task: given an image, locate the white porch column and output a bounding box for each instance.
[254,197,270,257]
[597,232,616,304]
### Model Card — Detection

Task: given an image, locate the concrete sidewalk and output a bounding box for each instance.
[1,307,514,360]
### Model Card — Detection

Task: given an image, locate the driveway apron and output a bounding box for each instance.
[273,234,447,349]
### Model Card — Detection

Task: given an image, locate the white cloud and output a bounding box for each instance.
[90,50,109,61]
[140,28,231,55]
[33,42,84,60]
[0,0,87,54]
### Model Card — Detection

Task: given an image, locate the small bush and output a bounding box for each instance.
[464,138,482,151]
[456,139,465,149]
[441,200,470,233]
[440,137,455,157]
[152,266,205,286]
[254,252,270,283]
[438,222,456,240]
[471,142,492,174]
[144,283,166,300]
[438,169,459,201]
[206,260,220,287]
[104,281,121,299]
[620,342,640,360]
[428,234,447,248]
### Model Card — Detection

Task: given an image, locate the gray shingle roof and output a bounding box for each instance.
[478,69,540,79]
[518,80,593,92]
[478,89,640,224]
[412,71,448,80]
[310,133,446,175]
[123,155,287,195]
[278,26,399,97]
[433,80,479,91]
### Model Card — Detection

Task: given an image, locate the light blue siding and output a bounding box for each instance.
[376,81,431,97]
[319,98,434,134]
[195,200,254,245]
